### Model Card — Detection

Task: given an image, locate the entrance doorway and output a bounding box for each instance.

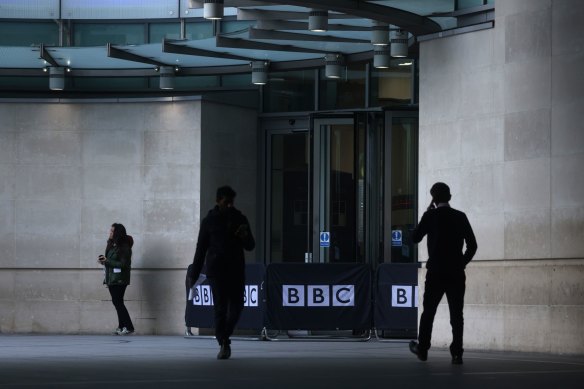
[264,111,418,267]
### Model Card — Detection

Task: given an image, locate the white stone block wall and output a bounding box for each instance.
[418,0,584,354]
[0,98,257,334]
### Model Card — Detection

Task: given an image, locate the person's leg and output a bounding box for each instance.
[224,279,245,342]
[418,271,446,352]
[109,285,134,332]
[108,286,123,330]
[445,272,466,358]
[208,277,228,345]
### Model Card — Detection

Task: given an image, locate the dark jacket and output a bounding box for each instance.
[413,206,477,272]
[103,236,133,286]
[190,206,255,281]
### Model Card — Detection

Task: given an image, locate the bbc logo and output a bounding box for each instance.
[391,285,419,308]
[192,285,259,307]
[282,285,355,307]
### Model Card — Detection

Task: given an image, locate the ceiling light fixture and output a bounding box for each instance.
[391,30,409,57]
[251,61,269,85]
[373,48,391,69]
[49,67,65,91]
[309,9,328,32]
[325,53,344,79]
[159,66,176,90]
[203,0,224,20]
[371,21,389,46]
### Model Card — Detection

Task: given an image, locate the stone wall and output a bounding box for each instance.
[418,0,584,354]
[0,97,258,334]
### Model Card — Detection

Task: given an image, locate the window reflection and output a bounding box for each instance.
[264,70,315,113]
[371,61,413,107]
[271,133,310,262]
[74,23,145,46]
[389,117,418,263]
[319,63,366,110]
[0,22,58,46]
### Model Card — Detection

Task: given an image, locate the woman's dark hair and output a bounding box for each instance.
[111,223,128,245]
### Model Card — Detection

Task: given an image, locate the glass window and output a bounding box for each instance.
[169,75,220,89]
[389,117,418,263]
[270,132,310,263]
[0,76,47,91]
[0,22,59,46]
[370,61,413,107]
[149,23,181,43]
[73,23,146,46]
[72,77,149,91]
[263,70,315,113]
[457,0,485,9]
[317,121,362,263]
[185,22,213,40]
[319,62,366,110]
[222,73,252,88]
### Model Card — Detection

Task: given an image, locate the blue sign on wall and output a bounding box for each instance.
[391,230,402,247]
[320,232,330,247]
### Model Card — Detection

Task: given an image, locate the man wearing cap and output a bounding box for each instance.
[409,182,477,365]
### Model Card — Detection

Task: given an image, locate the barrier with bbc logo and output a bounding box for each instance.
[185,262,418,338]
[185,263,265,330]
[374,263,419,337]
[265,263,371,331]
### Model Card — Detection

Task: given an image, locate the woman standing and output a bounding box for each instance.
[98,223,135,335]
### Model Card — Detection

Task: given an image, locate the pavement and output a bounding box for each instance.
[0,335,583,389]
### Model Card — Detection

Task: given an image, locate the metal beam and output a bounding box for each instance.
[263,0,442,35]
[163,39,255,62]
[39,44,59,67]
[216,36,335,54]
[107,43,167,67]
[189,0,274,8]
[0,68,47,76]
[255,19,367,31]
[237,8,354,21]
[417,21,494,42]
[249,27,370,43]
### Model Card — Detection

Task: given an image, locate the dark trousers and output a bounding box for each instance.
[108,284,134,331]
[418,270,466,356]
[208,276,244,345]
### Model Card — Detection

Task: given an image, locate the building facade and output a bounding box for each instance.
[0,0,582,354]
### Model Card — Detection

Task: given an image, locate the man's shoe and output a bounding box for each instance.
[114,327,122,335]
[409,341,428,361]
[217,344,231,360]
[452,355,463,365]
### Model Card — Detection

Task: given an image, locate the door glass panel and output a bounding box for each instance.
[316,118,365,263]
[270,132,310,263]
[390,117,418,263]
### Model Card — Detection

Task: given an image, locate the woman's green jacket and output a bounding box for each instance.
[103,242,131,286]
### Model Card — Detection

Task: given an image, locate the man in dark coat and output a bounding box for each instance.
[409,182,477,365]
[189,186,255,359]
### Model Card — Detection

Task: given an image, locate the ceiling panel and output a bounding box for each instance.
[0,1,492,79]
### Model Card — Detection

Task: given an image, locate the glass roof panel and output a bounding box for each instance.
[0,1,492,77]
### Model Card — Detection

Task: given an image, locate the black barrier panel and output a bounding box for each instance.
[374,263,418,333]
[265,263,371,331]
[185,263,265,330]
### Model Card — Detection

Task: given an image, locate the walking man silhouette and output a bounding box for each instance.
[409,182,477,364]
